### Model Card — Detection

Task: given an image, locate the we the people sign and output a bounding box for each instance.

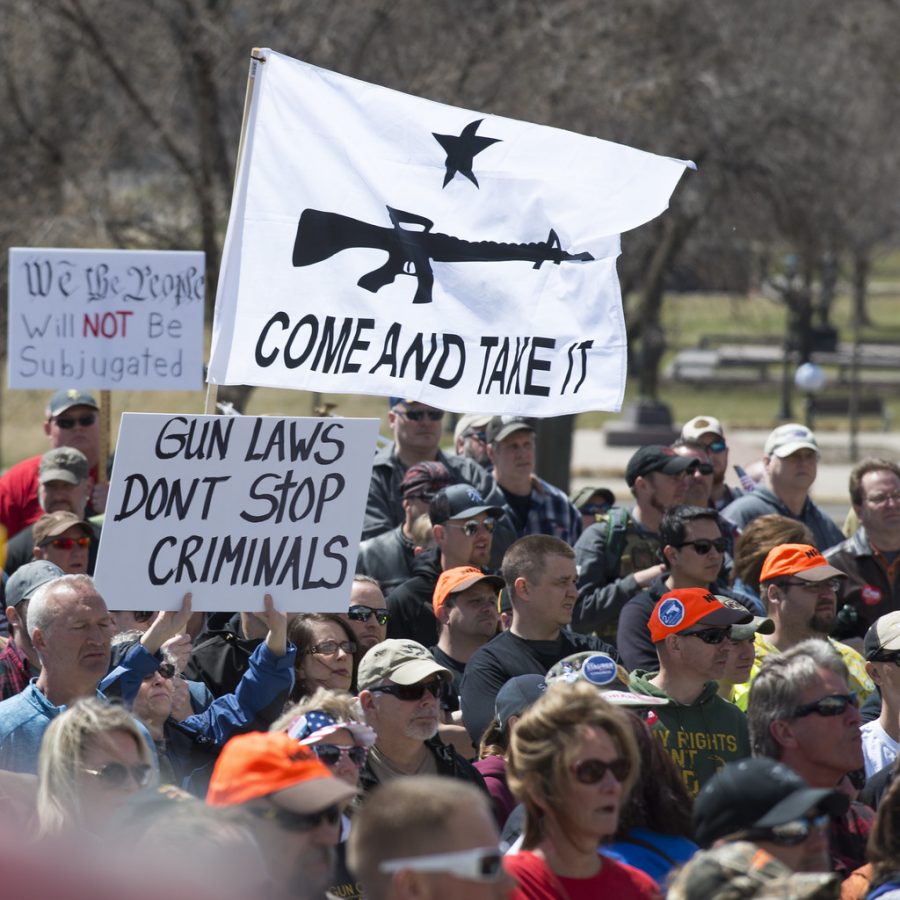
[7,248,204,390]
[93,413,379,612]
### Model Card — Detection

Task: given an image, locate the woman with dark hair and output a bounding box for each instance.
[505,681,660,899]
[287,613,358,702]
[850,774,900,899]
[603,712,698,890]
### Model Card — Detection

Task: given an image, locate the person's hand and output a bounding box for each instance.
[89,482,110,514]
[141,593,192,655]
[161,633,192,674]
[256,594,288,657]
[633,563,666,588]
[169,675,194,722]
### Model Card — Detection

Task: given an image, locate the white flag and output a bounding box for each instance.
[208,50,693,414]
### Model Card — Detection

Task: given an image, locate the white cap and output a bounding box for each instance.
[764,423,818,459]
[682,416,725,441]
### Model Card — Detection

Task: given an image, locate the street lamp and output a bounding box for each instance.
[794,362,827,429]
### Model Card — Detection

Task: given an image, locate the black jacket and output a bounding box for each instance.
[386,548,445,647]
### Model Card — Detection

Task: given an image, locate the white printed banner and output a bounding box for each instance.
[207,50,693,414]
[93,413,379,612]
[8,248,204,390]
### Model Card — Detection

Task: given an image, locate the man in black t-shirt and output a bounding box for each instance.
[459,535,616,743]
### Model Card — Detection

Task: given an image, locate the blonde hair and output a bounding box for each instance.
[36,697,152,837]
[506,681,638,850]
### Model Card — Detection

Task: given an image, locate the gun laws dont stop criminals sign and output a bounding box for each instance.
[208,50,694,415]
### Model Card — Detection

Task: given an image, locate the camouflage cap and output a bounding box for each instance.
[667,842,839,900]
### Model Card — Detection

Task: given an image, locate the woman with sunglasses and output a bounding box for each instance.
[36,697,155,838]
[505,681,660,899]
[288,613,359,701]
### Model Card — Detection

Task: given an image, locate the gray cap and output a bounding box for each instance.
[5,561,64,608]
[39,447,89,485]
[47,389,99,418]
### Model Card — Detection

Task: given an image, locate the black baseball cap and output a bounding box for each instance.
[693,757,849,848]
[485,416,536,444]
[428,484,503,526]
[625,444,699,487]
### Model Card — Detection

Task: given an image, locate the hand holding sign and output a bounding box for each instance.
[256,594,288,658]
[140,592,193,656]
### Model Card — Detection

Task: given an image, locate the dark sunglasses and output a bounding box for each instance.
[143,662,176,681]
[749,813,830,846]
[53,413,97,429]
[792,692,858,719]
[677,538,727,555]
[253,802,340,832]
[347,605,391,626]
[82,762,153,789]
[572,757,631,784]
[371,679,442,702]
[696,463,714,475]
[682,627,731,645]
[580,503,612,516]
[445,517,496,536]
[398,409,443,422]
[133,611,155,623]
[308,639,357,656]
[872,651,900,668]
[312,743,368,768]
[43,536,91,550]
[704,440,728,453]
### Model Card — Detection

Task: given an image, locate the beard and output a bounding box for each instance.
[404,715,439,741]
[809,611,835,634]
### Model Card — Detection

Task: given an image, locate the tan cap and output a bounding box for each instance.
[357,639,451,690]
[33,511,92,547]
[682,416,725,441]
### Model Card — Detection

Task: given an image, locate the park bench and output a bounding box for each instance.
[811,394,890,431]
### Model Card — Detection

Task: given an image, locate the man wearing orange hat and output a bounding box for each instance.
[732,544,875,711]
[207,730,356,900]
[628,586,754,795]
[429,567,503,710]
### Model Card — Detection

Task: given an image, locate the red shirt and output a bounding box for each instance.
[504,850,660,900]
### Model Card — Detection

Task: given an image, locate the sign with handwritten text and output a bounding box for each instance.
[7,248,204,390]
[93,413,379,612]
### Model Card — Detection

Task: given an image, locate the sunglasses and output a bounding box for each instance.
[444,517,496,536]
[308,640,357,657]
[397,409,443,422]
[580,503,612,516]
[792,692,858,719]
[704,440,728,453]
[253,802,341,832]
[872,651,900,668]
[53,413,97,429]
[572,757,631,784]
[749,813,830,846]
[133,611,155,623]
[682,627,731,645]
[347,605,391,626]
[43,536,91,550]
[371,679,443,702]
[312,743,368,768]
[82,762,153,789]
[144,662,176,681]
[677,538,727,555]
[380,847,504,882]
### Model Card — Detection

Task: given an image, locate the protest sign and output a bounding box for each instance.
[93,413,379,612]
[8,248,204,391]
[208,50,693,415]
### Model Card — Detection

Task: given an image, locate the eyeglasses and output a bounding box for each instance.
[311,743,368,768]
[704,440,728,454]
[572,757,631,784]
[308,640,357,657]
[865,493,900,507]
[43,536,91,550]
[681,627,731,645]
[749,813,830,846]
[396,409,443,422]
[782,578,842,594]
[380,847,505,882]
[371,679,443,702]
[677,538,727,555]
[872,650,900,667]
[347,605,391,626]
[81,762,153,789]
[792,692,858,719]
[252,802,340,832]
[53,413,97,429]
[444,517,496,536]
[143,662,177,681]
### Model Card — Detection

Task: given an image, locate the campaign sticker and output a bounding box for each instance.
[581,654,618,686]
[862,584,882,606]
[658,598,685,628]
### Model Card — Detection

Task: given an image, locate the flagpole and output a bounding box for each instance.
[204,48,267,416]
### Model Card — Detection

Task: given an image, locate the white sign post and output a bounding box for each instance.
[7,248,205,391]
[93,413,379,612]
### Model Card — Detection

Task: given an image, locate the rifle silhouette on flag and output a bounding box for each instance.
[292,206,594,304]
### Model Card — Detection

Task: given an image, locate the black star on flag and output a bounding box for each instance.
[432,119,501,188]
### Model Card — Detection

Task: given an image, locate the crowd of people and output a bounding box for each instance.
[1,390,900,899]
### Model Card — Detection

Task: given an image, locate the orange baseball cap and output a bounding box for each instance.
[432,566,504,616]
[207,731,356,811]
[759,543,845,584]
[648,588,752,643]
